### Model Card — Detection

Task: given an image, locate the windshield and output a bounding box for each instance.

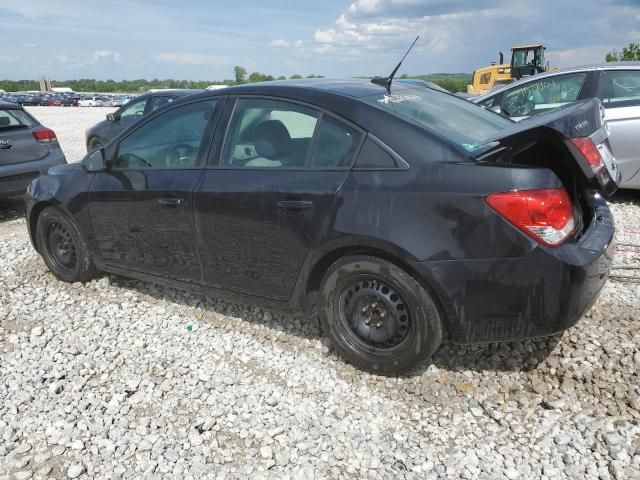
[362,87,511,152]
[0,108,37,130]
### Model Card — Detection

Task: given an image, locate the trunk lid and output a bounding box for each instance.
[475,98,621,196]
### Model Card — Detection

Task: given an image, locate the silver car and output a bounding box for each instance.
[473,62,640,189]
[0,99,66,198]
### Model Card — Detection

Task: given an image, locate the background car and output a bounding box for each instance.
[0,98,66,198]
[84,89,201,151]
[46,95,63,107]
[78,96,103,107]
[473,62,640,189]
[27,80,616,374]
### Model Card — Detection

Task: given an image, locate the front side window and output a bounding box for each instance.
[114,100,216,169]
[222,98,319,168]
[597,70,640,108]
[119,97,147,121]
[500,72,587,117]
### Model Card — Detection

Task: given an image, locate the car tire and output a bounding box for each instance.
[36,206,98,283]
[88,137,102,151]
[318,255,442,375]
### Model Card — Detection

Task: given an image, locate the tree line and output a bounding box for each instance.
[605,43,640,62]
[0,65,472,93]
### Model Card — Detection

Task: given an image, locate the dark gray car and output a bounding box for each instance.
[0,99,66,198]
[85,89,202,151]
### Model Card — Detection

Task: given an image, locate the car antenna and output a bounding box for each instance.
[372,35,420,95]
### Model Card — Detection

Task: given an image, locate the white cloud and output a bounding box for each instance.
[153,52,223,65]
[348,0,382,15]
[93,50,122,63]
[23,43,37,48]
[269,39,291,48]
[546,46,611,68]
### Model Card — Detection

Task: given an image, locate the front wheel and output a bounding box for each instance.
[36,206,98,283]
[319,255,442,375]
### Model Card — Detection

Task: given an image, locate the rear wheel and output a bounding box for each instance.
[36,206,98,283]
[318,255,442,375]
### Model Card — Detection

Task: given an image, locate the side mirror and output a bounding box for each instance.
[83,148,106,172]
[490,104,502,115]
[106,112,118,122]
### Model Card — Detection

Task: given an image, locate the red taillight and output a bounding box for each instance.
[486,188,575,247]
[32,127,57,143]
[569,137,604,174]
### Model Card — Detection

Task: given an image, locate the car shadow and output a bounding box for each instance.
[106,274,324,341]
[0,195,26,223]
[609,188,640,205]
[428,334,561,374]
[106,273,561,376]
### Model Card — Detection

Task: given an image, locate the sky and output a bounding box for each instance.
[1,0,639,81]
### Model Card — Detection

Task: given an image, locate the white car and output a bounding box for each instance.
[473,62,640,189]
[78,96,104,107]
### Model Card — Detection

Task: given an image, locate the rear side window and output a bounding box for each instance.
[310,117,362,168]
[597,70,640,108]
[222,98,319,168]
[362,87,511,152]
[355,138,397,168]
[0,109,37,130]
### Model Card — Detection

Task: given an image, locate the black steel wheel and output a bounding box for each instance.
[339,276,412,350]
[36,206,98,283]
[319,255,442,375]
[45,221,77,276]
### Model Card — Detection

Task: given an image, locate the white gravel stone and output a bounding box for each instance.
[67,463,84,478]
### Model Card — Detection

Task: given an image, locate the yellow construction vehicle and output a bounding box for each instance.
[467,44,550,96]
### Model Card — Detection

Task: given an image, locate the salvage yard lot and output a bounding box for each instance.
[1,107,639,478]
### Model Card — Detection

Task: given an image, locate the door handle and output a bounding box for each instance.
[158,197,184,208]
[277,200,314,211]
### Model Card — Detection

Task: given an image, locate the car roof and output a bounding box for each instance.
[0,98,21,109]
[206,78,410,99]
[144,89,202,97]
[474,61,640,101]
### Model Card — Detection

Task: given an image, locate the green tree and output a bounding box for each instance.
[277,75,286,80]
[290,74,303,79]
[234,65,247,84]
[605,43,640,61]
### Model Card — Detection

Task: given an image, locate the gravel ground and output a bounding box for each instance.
[25,106,117,164]
[1,108,640,479]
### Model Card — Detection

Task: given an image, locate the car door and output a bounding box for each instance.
[193,97,364,300]
[88,98,222,283]
[595,69,640,187]
[497,72,588,121]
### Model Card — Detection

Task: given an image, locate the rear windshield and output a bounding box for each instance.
[361,87,511,152]
[0,108,37,130]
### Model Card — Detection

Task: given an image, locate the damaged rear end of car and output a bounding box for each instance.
[456,98,618,342]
